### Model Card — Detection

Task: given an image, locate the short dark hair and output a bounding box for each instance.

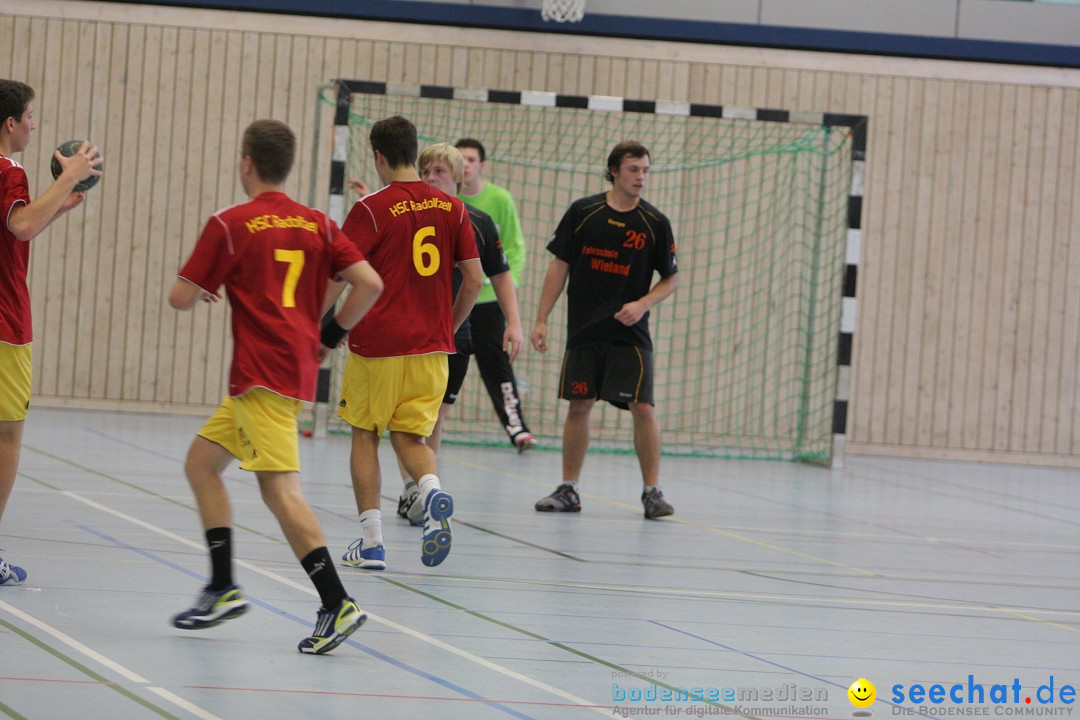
[605,141,650,183]
[370,116,418,169]
[454,137,486,162]
[241,119,295,184]
[0,80,34,127]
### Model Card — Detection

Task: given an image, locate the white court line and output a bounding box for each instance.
[62,490,612,716]
[0,598,222,720]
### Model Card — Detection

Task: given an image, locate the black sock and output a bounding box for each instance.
[301,547,347,610]
[206,527,232,591]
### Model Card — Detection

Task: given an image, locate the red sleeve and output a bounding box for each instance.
[0,164,30,228]
[178,215,236,293]
[453,201,479,263]
[341,200,377,255]
[329,220,365,276]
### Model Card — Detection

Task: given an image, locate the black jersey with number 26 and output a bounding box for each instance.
[547,192,678,350]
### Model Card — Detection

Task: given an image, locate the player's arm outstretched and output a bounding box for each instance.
[530,258,570,354]
[7,142,102,241]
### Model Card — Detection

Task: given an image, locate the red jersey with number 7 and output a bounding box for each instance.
[178,191,365,401]
[342,180,478,358]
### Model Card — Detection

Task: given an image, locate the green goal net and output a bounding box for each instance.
[322,84,854,462]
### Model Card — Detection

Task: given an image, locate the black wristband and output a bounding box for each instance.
[320,318,349,349]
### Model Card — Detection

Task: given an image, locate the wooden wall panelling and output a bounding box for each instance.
[130,23,163,403]
[906,78,939,448]
[180,28,220,406]
[0,16,12,69]
[30,18,64,397]
[61,20,98,398]
[285,34,311,201]
[166,27,197,405]
[128,23,162,402]
[1034,87,1064,455]
[203,29,248,405]
[992,85,1024,452]
[898,78,929,448]
[89,24,126,400]
[1055,90,1080,455]
[386,39,406,83]
[976,83,1007,450]
[401,42,421,84]
[152,28,188,405]
[930,80,965,448]
[139,26,177,404]
[1019,86,1051,453]
[593,55,613,96]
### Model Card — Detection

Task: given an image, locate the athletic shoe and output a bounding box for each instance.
[397,488,423,526]
[514,432,537,454]
[642,487,674,519]
[420,489,453,567]
[173,585,249,629]
[535,483,581,512]
[341,539,386,570]
[297,597,367,655]
[0,554,26,586]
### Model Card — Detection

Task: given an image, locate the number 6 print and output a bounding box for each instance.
[413,226,441,276]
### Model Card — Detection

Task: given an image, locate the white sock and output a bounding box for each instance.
[563,480,578,487]
[359,509,383,546]
[418,473,441,504]
[402,479,418,497]
[644,485,660,494]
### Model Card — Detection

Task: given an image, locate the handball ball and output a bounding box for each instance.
[50,140,102,192]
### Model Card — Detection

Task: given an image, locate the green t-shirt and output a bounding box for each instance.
[459,181,524,305]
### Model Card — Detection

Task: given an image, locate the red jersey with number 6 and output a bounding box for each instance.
[178,192,365,401]
[342,180,477,358]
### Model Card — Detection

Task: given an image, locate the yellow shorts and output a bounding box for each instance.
[338,353,447,437]
[198,388,303,473]
[0,343,31,422]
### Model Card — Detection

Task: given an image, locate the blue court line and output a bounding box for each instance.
[652,620,944,720]
[648,622,1079,675]
[77,524,537,720]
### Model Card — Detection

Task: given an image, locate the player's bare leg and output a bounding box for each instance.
[342,427,387,569]
[562,398,595,482]
[628,402,660,488]
[256,471,325,558]
[349,428,382,512]
[535,398,593,513]
[629,402,673,519]
[185,435,234,530]
[0,420,26,585]
[391,431,452,566]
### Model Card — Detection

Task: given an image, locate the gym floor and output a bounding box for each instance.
[0,408,1076,720]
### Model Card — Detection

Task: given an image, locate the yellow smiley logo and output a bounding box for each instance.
[848,678,876,708]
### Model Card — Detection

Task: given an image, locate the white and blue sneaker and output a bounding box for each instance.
[341,539,386,570]
[173,585,249,629]
[0,553,26,586]
[397,489,423,527]
[421,489,453,567]
[297,597,366,655]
